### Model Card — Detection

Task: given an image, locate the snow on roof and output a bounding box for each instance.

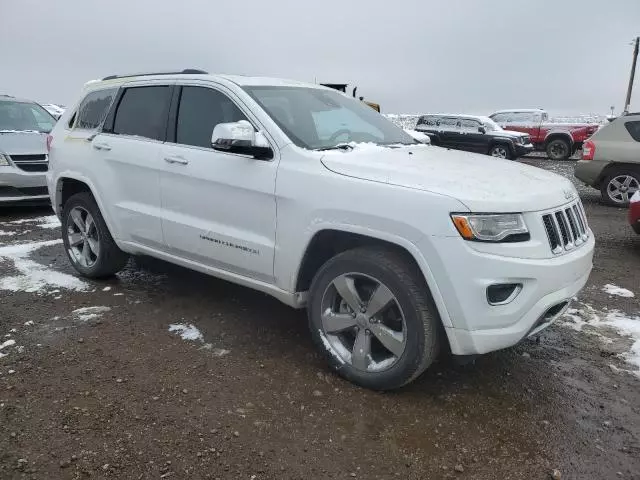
[490,108,546,114]
[418,113,496,123]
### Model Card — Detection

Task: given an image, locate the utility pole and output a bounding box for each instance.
[623,36,639,114]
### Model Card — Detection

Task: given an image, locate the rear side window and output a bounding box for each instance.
[113,86,171,141]
[75,89,117,130]
[625,121,640,142]
[175,86,248,148]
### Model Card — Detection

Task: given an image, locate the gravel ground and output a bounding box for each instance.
[0,158,639,480]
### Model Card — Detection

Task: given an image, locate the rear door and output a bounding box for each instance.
[93,83,173,248]
[158,83,278,283]
[437,117,462,149]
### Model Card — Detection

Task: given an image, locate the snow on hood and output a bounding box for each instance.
[320,144,576,212]
[0,131,48,155]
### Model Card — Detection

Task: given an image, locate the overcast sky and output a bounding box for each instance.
[1,0,638,115]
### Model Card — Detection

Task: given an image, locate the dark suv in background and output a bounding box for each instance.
[415,114,533,159]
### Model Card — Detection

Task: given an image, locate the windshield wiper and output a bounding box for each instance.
[315,143,354,152]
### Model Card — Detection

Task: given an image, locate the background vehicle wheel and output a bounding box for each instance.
[61,192,129,278]
[546,138,571,160]
[600,170,640,207]
[308,247,441,390]
[488,144,512,160]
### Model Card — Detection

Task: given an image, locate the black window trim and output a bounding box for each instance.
[167,83,275,158]
[103,83,175,142]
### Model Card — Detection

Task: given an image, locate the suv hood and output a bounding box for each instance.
[320,145,576,212]
[491,129,529,139]
[0,131,47,155]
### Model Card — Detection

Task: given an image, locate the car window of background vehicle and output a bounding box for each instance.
[176,87,248,149]
[624,121,640,142]
[113,86,171,141]
[0,101,55,133]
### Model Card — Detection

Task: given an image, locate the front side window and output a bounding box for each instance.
[75,89,117,130]
[0,100,56,133]
[460,119,481,132]
[176,87,248,148]
[113,86,172,141]
[243,86,414,150]
[624,121,640,142]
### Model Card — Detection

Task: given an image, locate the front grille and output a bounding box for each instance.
[0,186,48,198]
[542,201,589,254]
[9,154,48,172]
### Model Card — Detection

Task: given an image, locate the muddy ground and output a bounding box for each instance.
[1,158,639,480]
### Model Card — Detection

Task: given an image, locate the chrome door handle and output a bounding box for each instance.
[164,156,189,165]
[93,142,111,151]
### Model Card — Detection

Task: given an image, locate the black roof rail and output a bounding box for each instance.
[101,69,208,81]
[0,94,15,98]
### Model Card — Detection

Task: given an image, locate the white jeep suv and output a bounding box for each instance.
[47,70,594,390]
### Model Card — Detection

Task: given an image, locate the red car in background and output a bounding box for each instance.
[630,191,640,234]
[489,109,599,161]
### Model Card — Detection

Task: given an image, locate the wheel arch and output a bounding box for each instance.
[596,162,640,188]
[487,140,515,156]
[544,131,573,147]
[54,174,118,240]
[294,228,454,331]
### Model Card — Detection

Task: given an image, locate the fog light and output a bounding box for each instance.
[486,283,522,305]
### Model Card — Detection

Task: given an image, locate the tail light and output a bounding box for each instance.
[582,140,595,160]
[46,134,53,153]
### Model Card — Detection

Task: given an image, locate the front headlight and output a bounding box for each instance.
[451,213,529,242]
[0,154,11,166]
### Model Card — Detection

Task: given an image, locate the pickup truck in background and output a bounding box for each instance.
[489,109,600,160]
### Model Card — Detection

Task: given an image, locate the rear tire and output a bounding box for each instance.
[599,169,640,207]
[61,192,129,278]
[546,138,571,160]
[308,246,441,390]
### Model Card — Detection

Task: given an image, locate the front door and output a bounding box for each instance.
[158,84,278,283]
[460,118,488,153]
[438,117,462,149]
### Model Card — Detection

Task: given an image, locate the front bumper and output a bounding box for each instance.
[0,168,49,203]
[423,234,594,355]
[514,143,534,157]
[574,160,610,187]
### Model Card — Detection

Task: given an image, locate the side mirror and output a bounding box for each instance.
[478,126,486,134]
[211,120,273,160]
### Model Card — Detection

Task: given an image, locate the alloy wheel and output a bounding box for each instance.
[491,146,508,158]
[320,273,406,372]
[607,175,640,205]
[67,206,100,268]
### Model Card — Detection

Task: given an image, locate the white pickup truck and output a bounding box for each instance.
[47,71,594,390]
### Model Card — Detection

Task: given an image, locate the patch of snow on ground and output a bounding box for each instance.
[0,231,17,236]
[72,306,111,321]
[602,284,635,298]
[38,215,61,229]
[0,240,89,293]
[562,303,640,375]
[0,339,16,350]
[168,323,204,342]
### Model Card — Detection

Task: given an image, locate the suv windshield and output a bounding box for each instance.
[0,100,56,133]
[243,86,415,150]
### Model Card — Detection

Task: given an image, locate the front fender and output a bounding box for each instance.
[543,129,574,144]
[289,222,455,329]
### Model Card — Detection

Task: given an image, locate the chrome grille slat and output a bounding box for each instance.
[542,200,589,255]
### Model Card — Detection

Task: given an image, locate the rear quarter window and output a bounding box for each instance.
[624,121,640,142]
[74,88,118,130]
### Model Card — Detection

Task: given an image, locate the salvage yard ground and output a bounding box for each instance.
[1,158,639,479]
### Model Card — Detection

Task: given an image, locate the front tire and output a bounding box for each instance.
[61,192,129,278]
[546,138,571,160]
[600,170,640,207]
[488,144,513,160]
[308,247,441,390]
